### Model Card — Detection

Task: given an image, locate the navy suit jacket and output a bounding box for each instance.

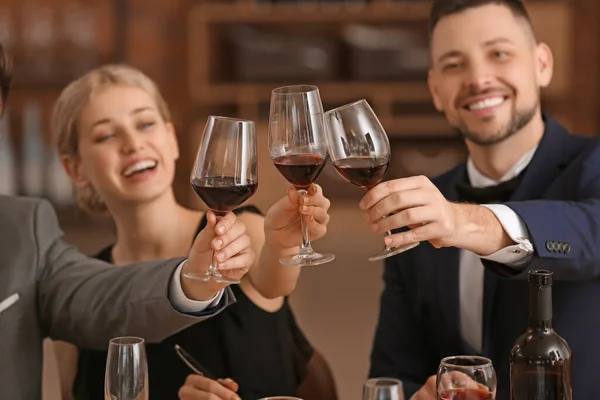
[369,117,600,399]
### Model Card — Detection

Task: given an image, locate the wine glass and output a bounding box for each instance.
[268,84,335,267]
[186,115,258,283]
[258,398,304,400]
[363,377,404,400]
[104,337,148,400]
[324,99,419,261]
[437,356,497,400]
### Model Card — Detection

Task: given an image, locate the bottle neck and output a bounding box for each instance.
[529,283,553,331]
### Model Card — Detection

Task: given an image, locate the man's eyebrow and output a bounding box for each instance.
[436,37,516,63]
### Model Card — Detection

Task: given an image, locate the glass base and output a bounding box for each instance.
[279,251,335,267]
[182,271,240,284]
[368,242,420,261]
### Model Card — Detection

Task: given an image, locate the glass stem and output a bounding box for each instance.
[384,230,394,250]
[381,214,393,250]
[298,189,313,256]
[208,215,223,275]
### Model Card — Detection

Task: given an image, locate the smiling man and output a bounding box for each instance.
[365,1,600,399]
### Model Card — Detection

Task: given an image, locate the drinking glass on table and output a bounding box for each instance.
[323,99,419,261]
[104,337,148,400]
[268,84,335,267]
[363,377,404,400]
[437,356,496,400]
[186,115,258,283]
[258,397,304,400]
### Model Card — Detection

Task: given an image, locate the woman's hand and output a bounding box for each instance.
[264,184,331,250]
[178,374,240,400]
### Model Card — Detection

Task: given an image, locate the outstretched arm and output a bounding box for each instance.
[244,184,331,299]
[36,200,250,349]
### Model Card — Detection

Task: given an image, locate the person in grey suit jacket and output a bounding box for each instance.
[0,44,255,400]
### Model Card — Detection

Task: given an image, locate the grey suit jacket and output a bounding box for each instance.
[0,196,235,399]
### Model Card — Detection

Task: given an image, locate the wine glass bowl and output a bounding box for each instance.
[268,84,335,267]
[104,337,148,400]
[437,356,497,400]
[187,115,258,283]
[323,99,419,261]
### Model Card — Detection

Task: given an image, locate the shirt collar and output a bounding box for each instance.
[466,145,537,188]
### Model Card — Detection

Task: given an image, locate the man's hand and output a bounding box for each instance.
[178,374,240,400]
[412,375,437,400]
[264,184,331,250]
[359,175,512,255]
[182,211,255,301]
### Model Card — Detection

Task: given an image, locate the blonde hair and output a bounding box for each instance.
[53,64,172,213]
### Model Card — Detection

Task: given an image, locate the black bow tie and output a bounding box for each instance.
[455,173,522,204]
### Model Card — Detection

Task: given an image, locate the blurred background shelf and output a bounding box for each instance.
[192,1,432,23]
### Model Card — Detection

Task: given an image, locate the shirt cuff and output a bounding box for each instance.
[168,260,224,313]
[480,204,534,267]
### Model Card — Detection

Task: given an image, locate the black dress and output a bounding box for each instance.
[72,206,313,400]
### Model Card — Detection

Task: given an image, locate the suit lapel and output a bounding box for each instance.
[509,118,573,202]
[480,117,576,357]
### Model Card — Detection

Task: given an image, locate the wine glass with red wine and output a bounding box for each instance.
[323,99,419,261]
[437,356,496,400]
[269,85,335,267]
[187,116,258,283]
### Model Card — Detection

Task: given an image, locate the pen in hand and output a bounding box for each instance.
[174,344,239,392]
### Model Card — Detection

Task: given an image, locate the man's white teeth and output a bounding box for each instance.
[467,97,505,111]
[124,160,157,177]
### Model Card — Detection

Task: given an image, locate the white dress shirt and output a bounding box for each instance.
[169,261,224,312]
[459,147,536,353]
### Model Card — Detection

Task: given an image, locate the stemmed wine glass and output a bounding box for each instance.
[268,84,335,267]
[186,115,258,284]
[324,99,419,261]
[437,356,497,400]
[105,337,148,400]
[363,377,404,400]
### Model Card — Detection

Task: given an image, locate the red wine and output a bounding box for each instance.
[510,270,572,400]
[332,156,389,190]
[440,388,493,400]
[191,176,258,216]
[273,154,326,189]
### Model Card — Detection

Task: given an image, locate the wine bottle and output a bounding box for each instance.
[510,270,572,399]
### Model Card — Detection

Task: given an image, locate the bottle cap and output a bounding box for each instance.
[528,269,553,286]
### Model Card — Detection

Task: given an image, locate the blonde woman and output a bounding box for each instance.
[52,64,331,400]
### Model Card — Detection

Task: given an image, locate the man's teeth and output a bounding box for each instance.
[124,160,157,177]
[467,97,505,111]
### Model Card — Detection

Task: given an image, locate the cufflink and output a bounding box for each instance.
[514,236,534,254]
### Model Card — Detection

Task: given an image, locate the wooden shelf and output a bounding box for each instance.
[191,1,433,24]
[191,81,432,105]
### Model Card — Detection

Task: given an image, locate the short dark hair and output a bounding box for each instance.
[0,43,12,112]
[428,0,533,37]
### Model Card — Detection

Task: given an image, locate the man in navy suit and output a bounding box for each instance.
[363,0,600,399]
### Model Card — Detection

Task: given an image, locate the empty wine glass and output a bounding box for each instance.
[105,337,148,400]
[258,397,304,400]
[437,356,496,400]
[324,99,419,261]
[363,377,404,400]
[269,84,335,267]
[186,115,258,284]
